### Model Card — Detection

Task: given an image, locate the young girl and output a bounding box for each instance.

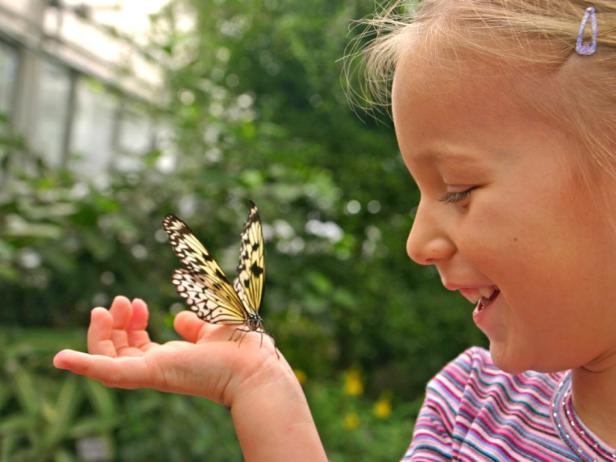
[54,0,616,460]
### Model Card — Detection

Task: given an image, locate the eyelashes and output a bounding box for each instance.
[438,187,476,204]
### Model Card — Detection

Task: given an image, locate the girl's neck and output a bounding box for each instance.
[571,352,616,448]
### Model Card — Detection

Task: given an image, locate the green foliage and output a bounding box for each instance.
[0,329,243,461]
[1,0,487,459]
[0,328,93,462]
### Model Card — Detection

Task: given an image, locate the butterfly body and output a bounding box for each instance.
[245,312,263,331]
[162,202,271,345]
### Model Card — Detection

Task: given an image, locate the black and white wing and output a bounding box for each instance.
[233,201,265,315]
[163,213,247,323]
[172,268,247,324]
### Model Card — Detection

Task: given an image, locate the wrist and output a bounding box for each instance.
[226,351,300,409]
[228,355,327,462]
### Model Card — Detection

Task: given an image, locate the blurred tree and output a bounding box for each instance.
[148,0,486,389]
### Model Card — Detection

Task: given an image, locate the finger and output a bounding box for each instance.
[128,298,149,330]
[110,329,129,352]
[53,350,153,389]
[54,349,80,369]
[127,331,155,350]
[126,298,156,350]
[174,311,209,342]
[109,295,133,329]
[108,296,133,351]
[87,308,116,357]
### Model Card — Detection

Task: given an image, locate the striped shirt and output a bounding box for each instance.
[402,347,616,461]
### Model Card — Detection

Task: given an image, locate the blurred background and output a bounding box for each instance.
[0,0,485,460]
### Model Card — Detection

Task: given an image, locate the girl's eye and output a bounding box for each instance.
[438,187,476,204]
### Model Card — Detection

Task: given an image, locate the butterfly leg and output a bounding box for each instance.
[229,327,245,342]
[237,328,250,347]
[227,326,280,359]
[229,326,252,345]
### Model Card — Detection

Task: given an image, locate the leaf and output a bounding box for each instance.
[2,448,38,462]
[11,369,40,415]
[41,376,82,448]
[308,271,333,294]
[68,416,118,437]
[0,414,38,435]
[3,221,63,239]
[0,380,11,411]
[1,434,20,462]
[53,448,77,462]
[84,380,116,418]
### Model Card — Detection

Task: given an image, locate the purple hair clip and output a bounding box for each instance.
[576,6,598,56]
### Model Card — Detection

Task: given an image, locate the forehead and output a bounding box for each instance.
[390,40,562,164]
[391,25,558,100]
[393,43,528,123]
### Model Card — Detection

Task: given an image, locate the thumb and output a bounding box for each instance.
[174,311,208,342]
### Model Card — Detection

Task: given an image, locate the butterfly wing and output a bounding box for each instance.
[172,268,246,324]
[163,213,246,319]
[233,201,265,315]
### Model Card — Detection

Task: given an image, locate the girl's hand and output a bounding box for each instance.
[54,295,327,461]
[53,295,287,406]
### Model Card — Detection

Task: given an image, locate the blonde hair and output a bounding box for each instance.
[345,0,616,212]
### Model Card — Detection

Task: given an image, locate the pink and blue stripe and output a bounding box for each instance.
[402,347,615,461]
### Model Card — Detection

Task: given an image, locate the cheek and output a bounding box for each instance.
[454,202,521,266]
[454,202,550,305]
[457,198,596,310]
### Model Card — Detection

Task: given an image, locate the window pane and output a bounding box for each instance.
[70,78,117,180]
[114,102,153,171]
[31,59,71,167]
[0,41,18,115]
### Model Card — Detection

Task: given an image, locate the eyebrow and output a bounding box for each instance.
[412,147,486,165]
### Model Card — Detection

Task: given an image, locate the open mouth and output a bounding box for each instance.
[476,288,500,312]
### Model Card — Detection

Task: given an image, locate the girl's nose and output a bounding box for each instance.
[406,202,456,265]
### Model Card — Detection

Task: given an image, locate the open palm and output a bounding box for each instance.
[53,296,283,406]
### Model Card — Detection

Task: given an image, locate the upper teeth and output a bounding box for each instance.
[479,287,497,299]
[459,286,499,304]
[463,286,499,304]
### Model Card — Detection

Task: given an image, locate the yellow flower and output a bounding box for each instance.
[373,394,392,419]
[343,411,360,430]
[343,369,363,396]
[294,369,307,384]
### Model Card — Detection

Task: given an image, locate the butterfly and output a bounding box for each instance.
[162,202,272,347]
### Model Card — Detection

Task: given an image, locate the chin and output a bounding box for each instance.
[489,343,531,375]
[491,342,579,374]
